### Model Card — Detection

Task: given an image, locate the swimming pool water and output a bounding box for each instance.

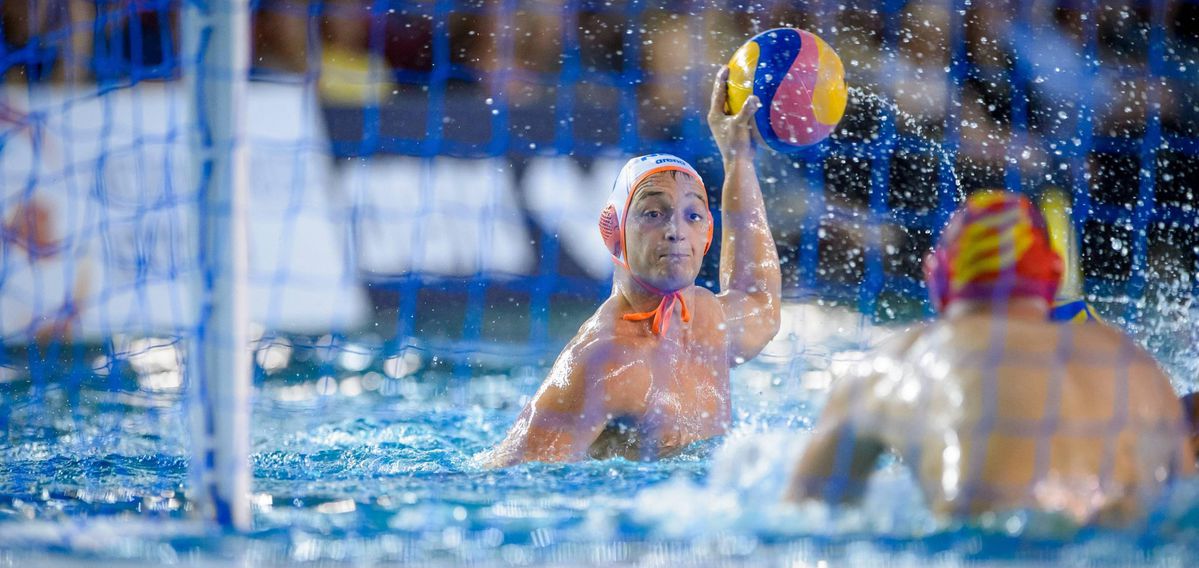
[2,304,1198,566]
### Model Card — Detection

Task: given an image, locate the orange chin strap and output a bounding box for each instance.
[622,290,691,336]
[615,258,692,336]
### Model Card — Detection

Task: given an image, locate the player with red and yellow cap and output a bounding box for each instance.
[923,189,1063,314]
[788,190,1193,524]
[478,68,782,467]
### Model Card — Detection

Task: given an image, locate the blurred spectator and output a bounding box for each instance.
[2,0,95,83]
[1092,1,1151,137]
[578,7,623,74]
[381,6,432,75]
[891,1,950,133]
[318,0,392,106]
[447,3,497,81]
[254,0,311,75]
[2,0,179,84]
[1166,0,1199,135]
[639,7,697,142]
[1,198,89,341]
[507,0,562,108]
[2,0,60,82]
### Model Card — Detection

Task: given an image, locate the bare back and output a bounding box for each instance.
[792,313,1193,523]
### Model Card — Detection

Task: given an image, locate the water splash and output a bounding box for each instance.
[847,85,966,203]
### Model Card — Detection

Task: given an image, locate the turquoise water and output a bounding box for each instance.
[2,304,1199,566]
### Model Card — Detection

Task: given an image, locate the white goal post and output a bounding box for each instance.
[183,0,252,530]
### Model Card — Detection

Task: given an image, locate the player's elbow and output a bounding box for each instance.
[763,299,781,338]
[753,272,783,335]
[732,304,781,364]
[752,294,782,345]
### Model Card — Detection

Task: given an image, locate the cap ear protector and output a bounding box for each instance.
[598,154,713,265]
[599,203,623,258]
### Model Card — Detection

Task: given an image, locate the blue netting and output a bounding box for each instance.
[305,0,1195,336]
[0,0,1196,441]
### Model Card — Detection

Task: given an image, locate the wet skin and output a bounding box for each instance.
[788,299,1195,525]
[477,69,781,466]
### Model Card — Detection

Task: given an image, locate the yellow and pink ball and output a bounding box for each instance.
[726,28,848,152]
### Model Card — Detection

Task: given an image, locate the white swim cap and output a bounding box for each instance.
[597,154,713,336]
[598,153,711,264]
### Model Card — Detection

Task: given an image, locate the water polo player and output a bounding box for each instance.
[477,68,781,467]
[787,191,1193,524]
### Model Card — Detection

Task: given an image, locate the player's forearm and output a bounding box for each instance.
[478,425,587,468]
[719,155,781,305]
[788,428,879,505]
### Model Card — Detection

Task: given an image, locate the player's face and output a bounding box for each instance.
[624,172,709,291]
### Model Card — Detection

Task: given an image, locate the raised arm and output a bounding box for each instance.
[708,67,782,364]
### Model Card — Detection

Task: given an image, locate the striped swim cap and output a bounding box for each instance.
[924,191,1063,312]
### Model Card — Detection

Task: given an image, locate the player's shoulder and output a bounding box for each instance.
[568,333,625,366]
[545,324,650,411]
[558,320,648,378]
[1064,317,1149,354]
[1081,320,1169,370]
[535,332,624,412]
[692,285,719,301]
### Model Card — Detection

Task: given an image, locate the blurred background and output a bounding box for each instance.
[1,0,1197,381]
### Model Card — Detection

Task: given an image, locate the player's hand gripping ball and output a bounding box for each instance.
[726,28,847,152]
